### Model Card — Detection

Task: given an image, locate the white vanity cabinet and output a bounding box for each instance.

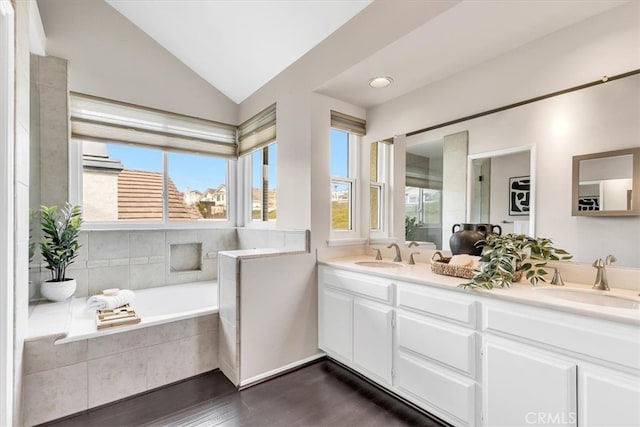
[318,266,394,386]
[578,363,640,427]
[483,337,578,427]
[394,282,479,427]
[318,263,640,427]
[482,299,640,427]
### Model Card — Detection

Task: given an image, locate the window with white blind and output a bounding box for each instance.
[69,93,235,227]
[330,111,365,239]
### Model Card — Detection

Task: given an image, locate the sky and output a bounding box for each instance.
[108,143,276,192]
[107,129,347,193]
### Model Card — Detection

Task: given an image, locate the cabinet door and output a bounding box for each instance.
[579,364,640,427]
[320,289,353,362]
[483,338,577,427]
[353,299,393,385]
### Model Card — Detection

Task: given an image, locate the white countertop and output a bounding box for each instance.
[319,256,640,326]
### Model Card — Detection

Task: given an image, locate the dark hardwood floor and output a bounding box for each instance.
[43,359,447,427]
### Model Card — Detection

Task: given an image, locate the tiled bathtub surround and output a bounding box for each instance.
[29,228,309,300]
[30,228,238,299]
[237,228,309,251]
[22,314,218,426]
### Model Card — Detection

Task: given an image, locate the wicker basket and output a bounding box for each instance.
[430,251,523,282]
[430,252,475,279]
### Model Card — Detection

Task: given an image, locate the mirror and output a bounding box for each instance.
[572,148,640,216]
[404,138,443,248]
[371,73,639,267]
[468,148,532,235]
[401,131,468,251]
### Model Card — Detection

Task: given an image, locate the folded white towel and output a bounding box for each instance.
[87,289,136,311]
[449,254,481,268]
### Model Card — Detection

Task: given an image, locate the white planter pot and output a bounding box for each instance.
[40,278,76,302]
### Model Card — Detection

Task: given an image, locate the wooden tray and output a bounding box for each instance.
[96,304,141,330]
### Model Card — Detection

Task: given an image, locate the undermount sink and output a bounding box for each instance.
[354,261,405,269]
[534,287,640,310]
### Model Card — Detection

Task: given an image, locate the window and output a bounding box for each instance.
[250,143,277,222]
[331,129,356,231]
[370,140,391,233]
[168,151,228,220]
[69,92,237,227]
[405,187,442,244]
[79,140,228,223]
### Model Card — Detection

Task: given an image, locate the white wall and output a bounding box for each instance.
[365,2,640,267]
[0,3,15,425]
[37,0,237,124]
[12,1,31,425]
[239,0,456,234]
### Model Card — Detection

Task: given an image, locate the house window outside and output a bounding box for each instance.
[250,143,277,221]
[331,129,356,232]
[80,140,228,223]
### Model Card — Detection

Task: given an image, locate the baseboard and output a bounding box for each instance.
[238,352,326,389]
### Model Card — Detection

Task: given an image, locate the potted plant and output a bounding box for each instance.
[405,216,419,241]
[461,233,571,289]
[39,203,83,301]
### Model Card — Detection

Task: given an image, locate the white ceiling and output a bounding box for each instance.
[106,0,628,108]
[105,0,372,104]
[316,0,629,107]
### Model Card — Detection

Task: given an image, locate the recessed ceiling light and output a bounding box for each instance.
[368,76,393,88]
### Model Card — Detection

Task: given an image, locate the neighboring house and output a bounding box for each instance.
[118,169,201,220]
[82,146,202,221]
[196,184,227,218]
[183,187,203,206]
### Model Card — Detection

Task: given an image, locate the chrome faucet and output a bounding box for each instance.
[408,241,419,248]
[387,243,402,262]
[408,252,420,265]
[549,267,564,286]
[373,248,383,261]
[592,256,616,291]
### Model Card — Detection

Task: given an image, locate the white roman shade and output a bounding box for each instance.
[238,103,276,155]
[330,110,366,136]
[70,92,238,157]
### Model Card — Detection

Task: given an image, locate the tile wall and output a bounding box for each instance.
[30,228,309,300]
[30,228,238,299]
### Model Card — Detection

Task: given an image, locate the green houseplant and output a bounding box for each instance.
[405,216,419,241]
[461,233,571,289]
[39,203,83,301]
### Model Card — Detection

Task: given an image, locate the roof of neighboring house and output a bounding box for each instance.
[118,169,202,220]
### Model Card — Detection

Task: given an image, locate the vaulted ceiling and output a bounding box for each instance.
[54,1,630,109]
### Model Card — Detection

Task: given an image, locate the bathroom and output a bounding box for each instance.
[2,0,639,426]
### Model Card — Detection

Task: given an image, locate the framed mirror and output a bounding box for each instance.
[572,147,640,216]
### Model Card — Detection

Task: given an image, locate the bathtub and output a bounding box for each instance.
[56,281,218,344]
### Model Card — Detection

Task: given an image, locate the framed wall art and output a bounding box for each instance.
[509,176,530,216]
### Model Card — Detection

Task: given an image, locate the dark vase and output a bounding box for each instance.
[449,223,486,256]
[475,223,503,236]
[449,223,503,255]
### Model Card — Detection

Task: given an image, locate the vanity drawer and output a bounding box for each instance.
[397,312,476,378]
[483,301,640,370]
[397,283,477,328]
[320,267,393,304]
[395,352,476,426]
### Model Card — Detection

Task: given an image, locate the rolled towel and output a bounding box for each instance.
[87,289,136,311]
[449,254,481,268]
